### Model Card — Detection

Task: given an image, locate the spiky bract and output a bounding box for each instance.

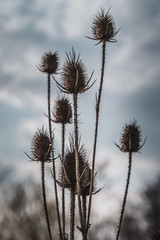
[81,163,92,196]
[39,51,59,74]
[60,49,89,94]
[120,120,142,153]
[91,8,118,43]
[61,140,92,195]
[31,127,52,162]
[53,96,72,124]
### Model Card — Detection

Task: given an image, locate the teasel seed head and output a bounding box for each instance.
[31,127,52,162]
[61,138,93,195]
[88,8,119,44]
[38,51,59,74]
[55,48,94,94]
[116,120,146,153]
[149,228,160,240]
[52,96,72,124]
[62,48,86,94]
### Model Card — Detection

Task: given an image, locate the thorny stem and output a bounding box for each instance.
[70,188,75,240]
[47,74,52,139]
[87,41,106,230]
[62,123,66,240]
[82,231,88,240]
[82,195,87,231]
[82,195,88,240]
[115,151,132,240]
[41,162,53,240]
[47,74,62,239]
[73,93,84,233]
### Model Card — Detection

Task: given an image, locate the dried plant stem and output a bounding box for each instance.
[82,195,87,229]
[70,188,75,240]
[47,74,62,239]
[87,40,106,229]
[73,93,84,233]
[62,123,66,240]
[115,151,132,240]
[82,230,88,240]
[47,74,52,139]
[41,162,53,240]
[82,195,87,240]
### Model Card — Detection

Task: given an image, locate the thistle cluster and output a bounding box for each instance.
[25,7,147,240]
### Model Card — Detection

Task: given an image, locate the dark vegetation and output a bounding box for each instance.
[0,175,160,240]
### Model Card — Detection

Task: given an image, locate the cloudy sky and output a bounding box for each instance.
[0,0,160,217]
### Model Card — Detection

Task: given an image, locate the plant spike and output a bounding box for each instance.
[52,95,72,240]
[115,120,145,240]
[28,127,53,240]
[39,52,62,240]
[87,9,118,233]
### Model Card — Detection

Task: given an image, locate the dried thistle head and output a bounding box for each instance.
[117,120,145,153]
[90,8,118,44]
[61,138,92,195]
[52,96,72,124]
[38,51,59,74]
[56,48,94,94]
[149,228,160,240]
[31,127,52,162]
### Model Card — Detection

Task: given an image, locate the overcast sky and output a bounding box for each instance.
[0,0,160,218]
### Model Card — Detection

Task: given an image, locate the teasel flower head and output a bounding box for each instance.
[52,96,72,124]
[149,227,160,240]
[30,127,52,163]
[55,48,95,94]
[87,8,119,44]
[116,120,146,153]
[60,138,93,195]
[38,51,59,74]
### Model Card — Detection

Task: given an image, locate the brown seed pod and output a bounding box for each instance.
[61,139,92,195]
[91,8,118,43]
[38,51,59,74]
[120,120,142,153]
[52,96,72,124]
[31,127,52,162]
[58,48,93,94]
